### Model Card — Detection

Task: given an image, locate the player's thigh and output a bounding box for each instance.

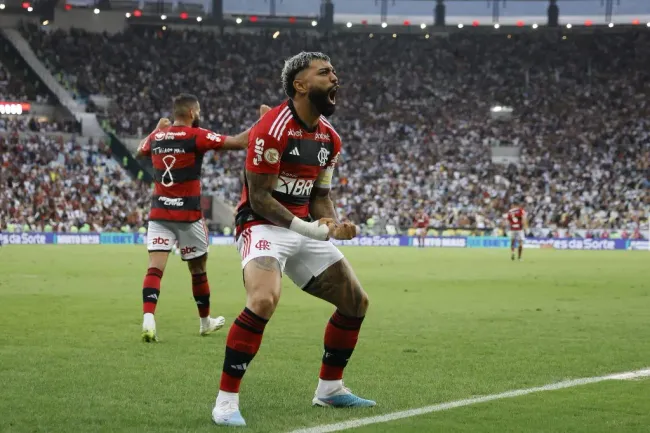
[147,221,176,270]
[286,239,368,316]
[147,221,177,250]
[238,225,301,315]
[176,220,209,262]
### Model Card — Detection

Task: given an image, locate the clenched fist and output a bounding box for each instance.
[156,118,171,129]
[325,220,359,241]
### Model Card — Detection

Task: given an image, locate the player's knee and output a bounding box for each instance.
[247,291,279,318]
[148,252,168,272]
[356,288,370,316]
[338,284,369,317]
[187,255,207,274]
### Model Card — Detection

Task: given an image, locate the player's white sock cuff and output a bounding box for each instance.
[216,390,239,404]
[316,379,343,398]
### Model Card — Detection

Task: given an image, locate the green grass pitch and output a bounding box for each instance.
[0,246,648,433]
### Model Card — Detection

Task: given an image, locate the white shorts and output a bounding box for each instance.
[237,224,345,289]
[415,228,426,236]
[509,230,525,243]
[147,220,209,261]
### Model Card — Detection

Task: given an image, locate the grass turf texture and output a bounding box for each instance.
[0,246,648,433]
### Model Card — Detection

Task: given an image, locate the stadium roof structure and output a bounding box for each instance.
[3,0,649,31]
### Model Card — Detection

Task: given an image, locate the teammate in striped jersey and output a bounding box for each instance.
[136,95,270,342]
[506,205,528,261]
[211,52,374,428]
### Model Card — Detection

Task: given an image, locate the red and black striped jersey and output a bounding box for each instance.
[235,100,342,232]
[507,207,526,231]
[140,125,229,222]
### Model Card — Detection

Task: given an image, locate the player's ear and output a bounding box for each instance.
[293,78,308,95]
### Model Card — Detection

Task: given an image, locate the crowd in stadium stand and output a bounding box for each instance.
[0,134,150,233]
[7,24,649,236]
[0,116,80,133]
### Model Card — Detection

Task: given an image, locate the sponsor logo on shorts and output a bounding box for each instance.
[181,246,197,255]
[255,240,271,251]
[152,237,170,246]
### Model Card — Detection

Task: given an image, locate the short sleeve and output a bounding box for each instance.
[245,129,285,175]
[195,128,227,153]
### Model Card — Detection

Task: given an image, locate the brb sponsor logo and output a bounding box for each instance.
[180,246,197,255]
[152,237,170,246]
[255,240,271,250]
[275,175,314,197]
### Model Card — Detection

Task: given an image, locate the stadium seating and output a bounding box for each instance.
[6,24,649,235]
[0,134,150,233]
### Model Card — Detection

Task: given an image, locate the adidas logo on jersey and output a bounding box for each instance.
[289,147,300,156]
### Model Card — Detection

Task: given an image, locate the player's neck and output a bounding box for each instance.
[172,118,192,127]
[291,99,320,128]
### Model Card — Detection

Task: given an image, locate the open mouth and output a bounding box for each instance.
[328,86,339,105]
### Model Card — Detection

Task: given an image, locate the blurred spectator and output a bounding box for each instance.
[13,25,650,235]
[0,135,150,232]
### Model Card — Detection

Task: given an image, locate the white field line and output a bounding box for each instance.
[287,367,650,433]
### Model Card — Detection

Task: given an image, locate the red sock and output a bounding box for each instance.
[219,308,268,393]
[518,245,523,258]
[191,272,210,318]
[320,310,364,381]
[142,267,163,314]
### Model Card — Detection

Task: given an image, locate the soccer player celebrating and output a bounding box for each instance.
[413,210,429,248]
[211,52,374,427]
[506,203,528,261]
[136,94,270,342]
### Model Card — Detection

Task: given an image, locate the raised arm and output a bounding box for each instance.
[221,105,273,150]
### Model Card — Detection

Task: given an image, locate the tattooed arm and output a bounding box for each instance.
[247,171,296,228]
[310,187,339,222]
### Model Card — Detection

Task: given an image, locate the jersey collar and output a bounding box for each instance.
[288,99,319,133]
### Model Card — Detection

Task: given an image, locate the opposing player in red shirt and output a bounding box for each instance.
[211,52,374,427]
[413,210,430,248]
[506,205,528,261]
[136,94,269,342]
